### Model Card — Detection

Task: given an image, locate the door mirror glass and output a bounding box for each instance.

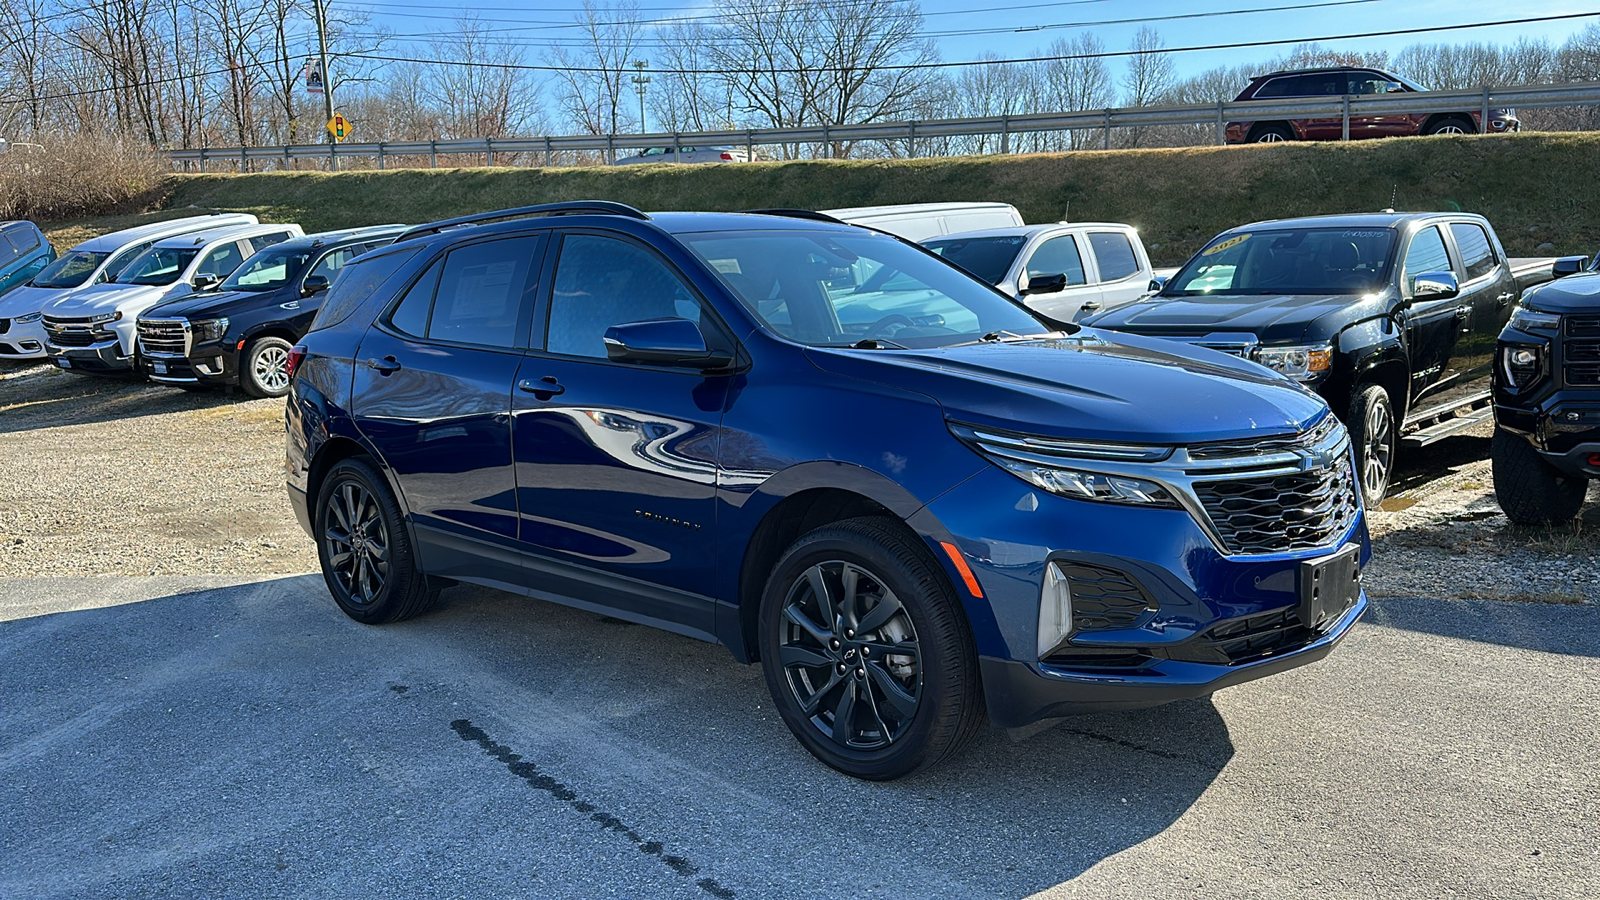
[1552,256,1588,278]
[302,274,332,296]
[1148,275,1168,293]
[192,273,220,290]
[1020,272,1068,296]
[604,317,729,369]
[1411,271,1459,300]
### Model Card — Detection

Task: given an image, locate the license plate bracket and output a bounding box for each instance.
[1299,544,1361,632]
[56,358,71,368]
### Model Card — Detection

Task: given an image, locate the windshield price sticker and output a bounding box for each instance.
[1343,230,1389,239]
[1202,234,1251,256]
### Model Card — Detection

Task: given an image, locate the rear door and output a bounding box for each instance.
[351,233,544,586]
[1085,230,1147,314]
[1295,72,1345,140]
[1445,220,1516,383]
[508,229,730,638]
[1400,224,1466,407]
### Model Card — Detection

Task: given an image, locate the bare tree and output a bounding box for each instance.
[1121,26,1174,148]
[545,0,644,149]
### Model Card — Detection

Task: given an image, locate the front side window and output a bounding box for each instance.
[1087,232,1139,282]
[31,251,110,289]
[117,247,200,286]
[547,234,703,359]
[1167,227,1396,296]
[101,241,153,282]
[0,234,23,266]
[1449,223,1497,282]
[222,248,314,291]
[1403,226,1453,293]
[922,235,1026,285]
[686,229,1046,348]
[1026,235,1087,285]
[194,242,244,281]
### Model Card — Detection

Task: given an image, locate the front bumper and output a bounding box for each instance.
[141,345,238,386]
[46,337,136,373]
[1495,395,1600,477]
[0,316,48,358]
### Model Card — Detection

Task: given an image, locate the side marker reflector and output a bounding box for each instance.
[939,541,984,598]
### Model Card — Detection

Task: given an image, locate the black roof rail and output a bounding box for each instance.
[395,201,650,243]
[740,208,848,225]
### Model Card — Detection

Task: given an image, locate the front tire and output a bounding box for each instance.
[1250,123,1295,143]
[315,458,438,623]
[241,336,293,398]
[1492,428,1588,525]
[1349,384,1397,506]
[1423,116,1475,136]
[758,517,985,780]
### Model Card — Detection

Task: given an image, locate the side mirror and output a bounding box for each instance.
[604,317,732,369]
[192,274,220,291]
[1384,81,1405,93]
[302,274,331,296]
[1552,256,1588,278]
[1411,271,1459,301]
[1020,273,1068,296]
[1148,275,1168,294]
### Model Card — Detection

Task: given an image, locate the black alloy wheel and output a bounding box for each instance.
[759,517,984,780]
[315,458,438,623]
[1349,384,1396,506]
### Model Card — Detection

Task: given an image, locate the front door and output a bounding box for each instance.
[1400,224,1467,409]
[1017,233,1099,322]
[351,234,544,584]
[511,230,729,638]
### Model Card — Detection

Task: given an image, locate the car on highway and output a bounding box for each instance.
[0,213,258,361]
[286,201,1368,780]
[0,221,55,298]
[922,222,1154,324]
[612,146,757,165]
[137,225,406,397]
[42,221,301,375]
[1225,66,1520,143]
[1086,212,1549,505]
[1490,259,1600,523]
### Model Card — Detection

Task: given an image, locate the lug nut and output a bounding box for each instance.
[837,663,848,675]
[861,647,871,657]
[844,629,854,639]
[830,638,841,650]
[855,668,866,679]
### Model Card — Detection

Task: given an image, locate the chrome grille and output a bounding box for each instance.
[1193,452,1358,555]
[138,318,189,356]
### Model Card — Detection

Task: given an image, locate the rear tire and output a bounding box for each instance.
[241,336,293,398]
[758,517,985,780]
[315,458,438,623]
[1348,384,1397,507]
[1492,428,1588,525]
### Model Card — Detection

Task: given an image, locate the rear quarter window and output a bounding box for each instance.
[308,246,423,333]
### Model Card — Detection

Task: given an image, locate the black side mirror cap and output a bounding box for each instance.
[301,274,331,297]
[191,274,220,290]
[1020,273,1068,296]
[604,317,733,369]
[1552,256,1588,278]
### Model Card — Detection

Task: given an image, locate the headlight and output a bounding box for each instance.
[951,423,1179,507]
[990,458,1178,507]
[1499,342,1545,390]
[190,317,229,342]
[13,311,41,324]
[1254,343,1332,380]
[1508,307,1560,332]
[88,311,122,325]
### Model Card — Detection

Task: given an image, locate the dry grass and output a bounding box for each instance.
[1,137,169,223]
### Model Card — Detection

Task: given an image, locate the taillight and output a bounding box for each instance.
[720,152,734,160]
[286,344,307,378]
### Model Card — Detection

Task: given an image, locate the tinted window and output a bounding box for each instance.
[922,235,1026,285]
[1026,235,1086,285]
[308,246,422,332]
[0,235,19,266]
[388,261,441,337]
[102,241,153,282]
[426,236,540,348]
[1252,75,1306,98]
[548,234,702,358]
[248,231,294,252]
[1300,73,1343,95]
[223,248,313,291]
[118,247,200,285]
[1450,223,1497,281]
[1168,227,1396,296]
[32,250,108,289]
[6,229,40,256]
[195,242,244,280]
[308,246,362,284]
[1088,232,1139,282]
[1403,226,1452,292]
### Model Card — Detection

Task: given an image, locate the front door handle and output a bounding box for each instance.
[1080,301,1102,311]
[1497,292,1515,307]
[366,356,401,375]
[518,376,565,399]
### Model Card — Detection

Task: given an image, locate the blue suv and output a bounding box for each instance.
[286,202,1369,779]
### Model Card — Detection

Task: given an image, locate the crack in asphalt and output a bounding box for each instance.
[450,719,736,899]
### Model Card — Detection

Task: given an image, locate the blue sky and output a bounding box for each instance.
[334,0,1600,81]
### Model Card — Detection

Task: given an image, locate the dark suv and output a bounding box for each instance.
[138,225,405,397]
[286,202,1368,779]
[1225,67,1520,143]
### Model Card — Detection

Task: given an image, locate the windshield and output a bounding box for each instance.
[1165,227,1396,297]
[116,248,200,286]
[221,248,313,292]
[921,235,1026,285]
[684,230,1046,348]
[31,251,109,289]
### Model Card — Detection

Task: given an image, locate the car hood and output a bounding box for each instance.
[805,329,1329,445]
[146,288,288,319]
[0,283,75,316]
[47,282,184,316]
[1521,272,1600,314]
[1085,291,1381,344]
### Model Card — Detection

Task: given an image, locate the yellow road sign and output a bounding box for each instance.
[326,114,351,141]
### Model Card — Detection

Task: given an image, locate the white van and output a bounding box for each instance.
[0,213,258,360]
[823,202,1025,242]
[922,222,1156,324]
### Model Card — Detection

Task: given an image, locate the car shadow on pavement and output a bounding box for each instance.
[1364,594,1600,658]
[1,576,1233,899]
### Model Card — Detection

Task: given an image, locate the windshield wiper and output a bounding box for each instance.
[852,337,908,349]
[979,330,1059,343]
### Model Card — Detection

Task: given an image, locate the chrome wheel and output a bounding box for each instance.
[1256,132,1286,142]
[778,560,921,751]
[324,480,389,607]
[253,345,290,393]
[1434,124,1466,134]
[1362,393,1394,499]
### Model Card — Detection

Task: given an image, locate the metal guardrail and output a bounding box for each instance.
[166,80,1600,171]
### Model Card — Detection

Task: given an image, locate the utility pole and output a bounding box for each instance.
[313,0,337,169]
[630,60,650,134]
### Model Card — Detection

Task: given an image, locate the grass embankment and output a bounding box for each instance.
[44,131,1600,267]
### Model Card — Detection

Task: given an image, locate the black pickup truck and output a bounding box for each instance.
[1086,212,1557,505]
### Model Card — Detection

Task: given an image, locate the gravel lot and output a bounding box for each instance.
[2,358,1595,603]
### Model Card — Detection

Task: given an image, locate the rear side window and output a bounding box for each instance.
[1450,223,1498,281]
[1026,235,1086,285]
[249,231,294,252]
[383,236,542,348]
[1403,226,1452,292]
[308,246,422,332]
[0,234,19,265]
[1088,232,1139,282]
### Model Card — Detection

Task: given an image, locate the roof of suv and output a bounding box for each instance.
[1250,65,1395,80]
[930,222,1134,242]
[72,214,258,253]
[274,224,408,253]
[1226,211,1483,232]
[151,223,296,249]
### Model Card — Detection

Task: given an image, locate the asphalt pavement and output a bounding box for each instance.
[2,575,1595,899]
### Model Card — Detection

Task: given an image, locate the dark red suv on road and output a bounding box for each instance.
[1225,66,1520,144]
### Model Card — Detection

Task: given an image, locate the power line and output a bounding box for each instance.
[346,10,1600,75]
[335,0,1113,30]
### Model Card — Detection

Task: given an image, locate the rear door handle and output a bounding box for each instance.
[518,376,565,399]
[1080,301,1102,311]
[365,356,401,374]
